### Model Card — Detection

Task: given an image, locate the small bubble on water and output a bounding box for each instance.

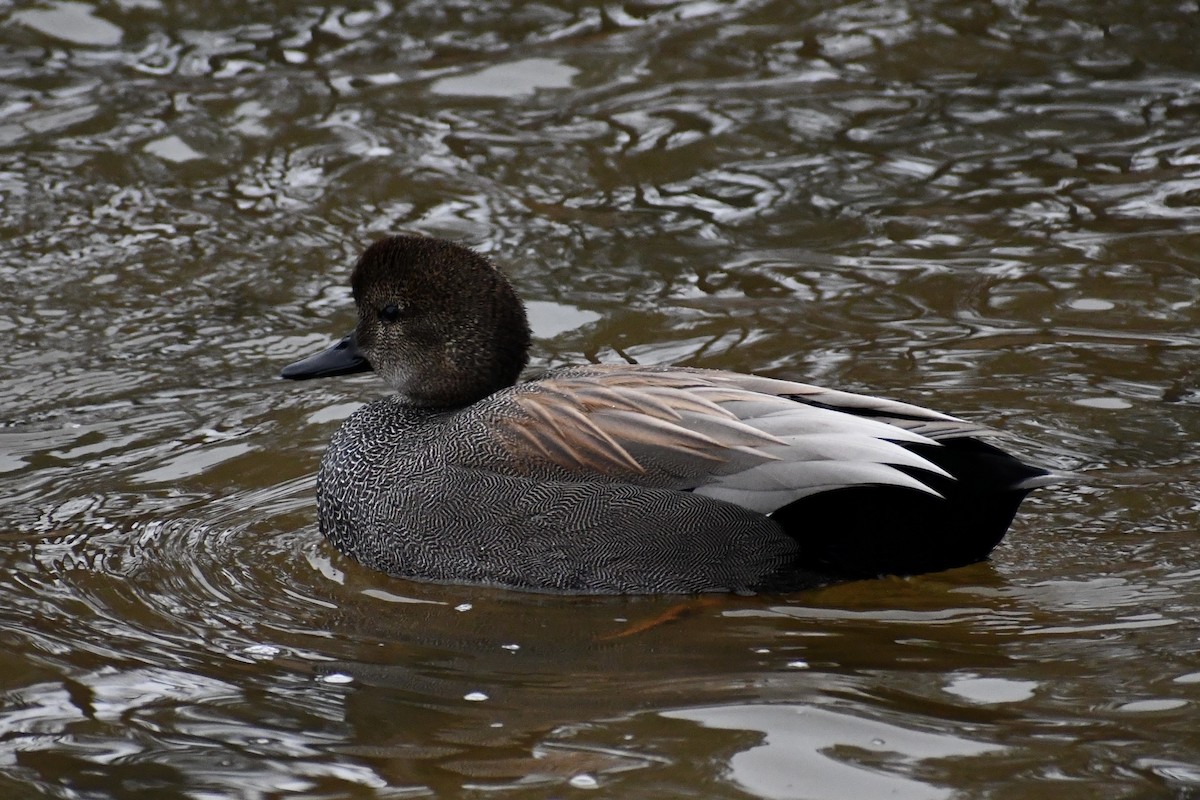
[753,648,770,654]
[243,644,280,660]
[872,738,886,746]
[569,774,598,789]
[787,660,809,669]
[1068,297,1115,311]
[455,603,473,612]
[464,691,489,702]
[321,672,354,685]
[502,643,520,651]
[1072,396,1132,410]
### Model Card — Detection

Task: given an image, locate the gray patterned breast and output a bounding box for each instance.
[314,397,806,594]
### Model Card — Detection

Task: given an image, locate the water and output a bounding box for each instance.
[2,0,1199,797]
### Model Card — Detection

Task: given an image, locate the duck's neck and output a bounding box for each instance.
[393,313,530,409]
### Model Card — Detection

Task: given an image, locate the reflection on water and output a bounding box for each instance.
[2,0,1199,797]
[13,1,124,47]
[665,704,1003,800]
[429,57,580,97]
[943,675,1038,704]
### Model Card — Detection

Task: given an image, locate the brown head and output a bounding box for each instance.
[283,235,532,408]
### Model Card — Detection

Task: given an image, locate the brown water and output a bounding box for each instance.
[2,1,1199,797]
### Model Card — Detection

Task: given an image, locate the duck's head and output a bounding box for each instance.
[282,235,531,408]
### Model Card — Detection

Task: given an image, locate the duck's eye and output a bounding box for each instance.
[379,303,402,324]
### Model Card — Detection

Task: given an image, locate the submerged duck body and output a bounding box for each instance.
[283,235,1050,595]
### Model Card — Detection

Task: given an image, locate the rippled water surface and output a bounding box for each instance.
[2,0,1199,797]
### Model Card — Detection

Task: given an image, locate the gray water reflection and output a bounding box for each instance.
[2,0,1200,797]
[665,704,1003,800]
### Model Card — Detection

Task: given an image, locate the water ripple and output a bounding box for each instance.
[2,0,1200,796]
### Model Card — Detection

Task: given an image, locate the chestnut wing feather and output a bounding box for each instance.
[484,367,968,513]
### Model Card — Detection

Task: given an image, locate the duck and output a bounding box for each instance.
[282,234,1052,595]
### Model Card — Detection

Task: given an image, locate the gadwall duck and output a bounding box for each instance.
[282,235,1051,594]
